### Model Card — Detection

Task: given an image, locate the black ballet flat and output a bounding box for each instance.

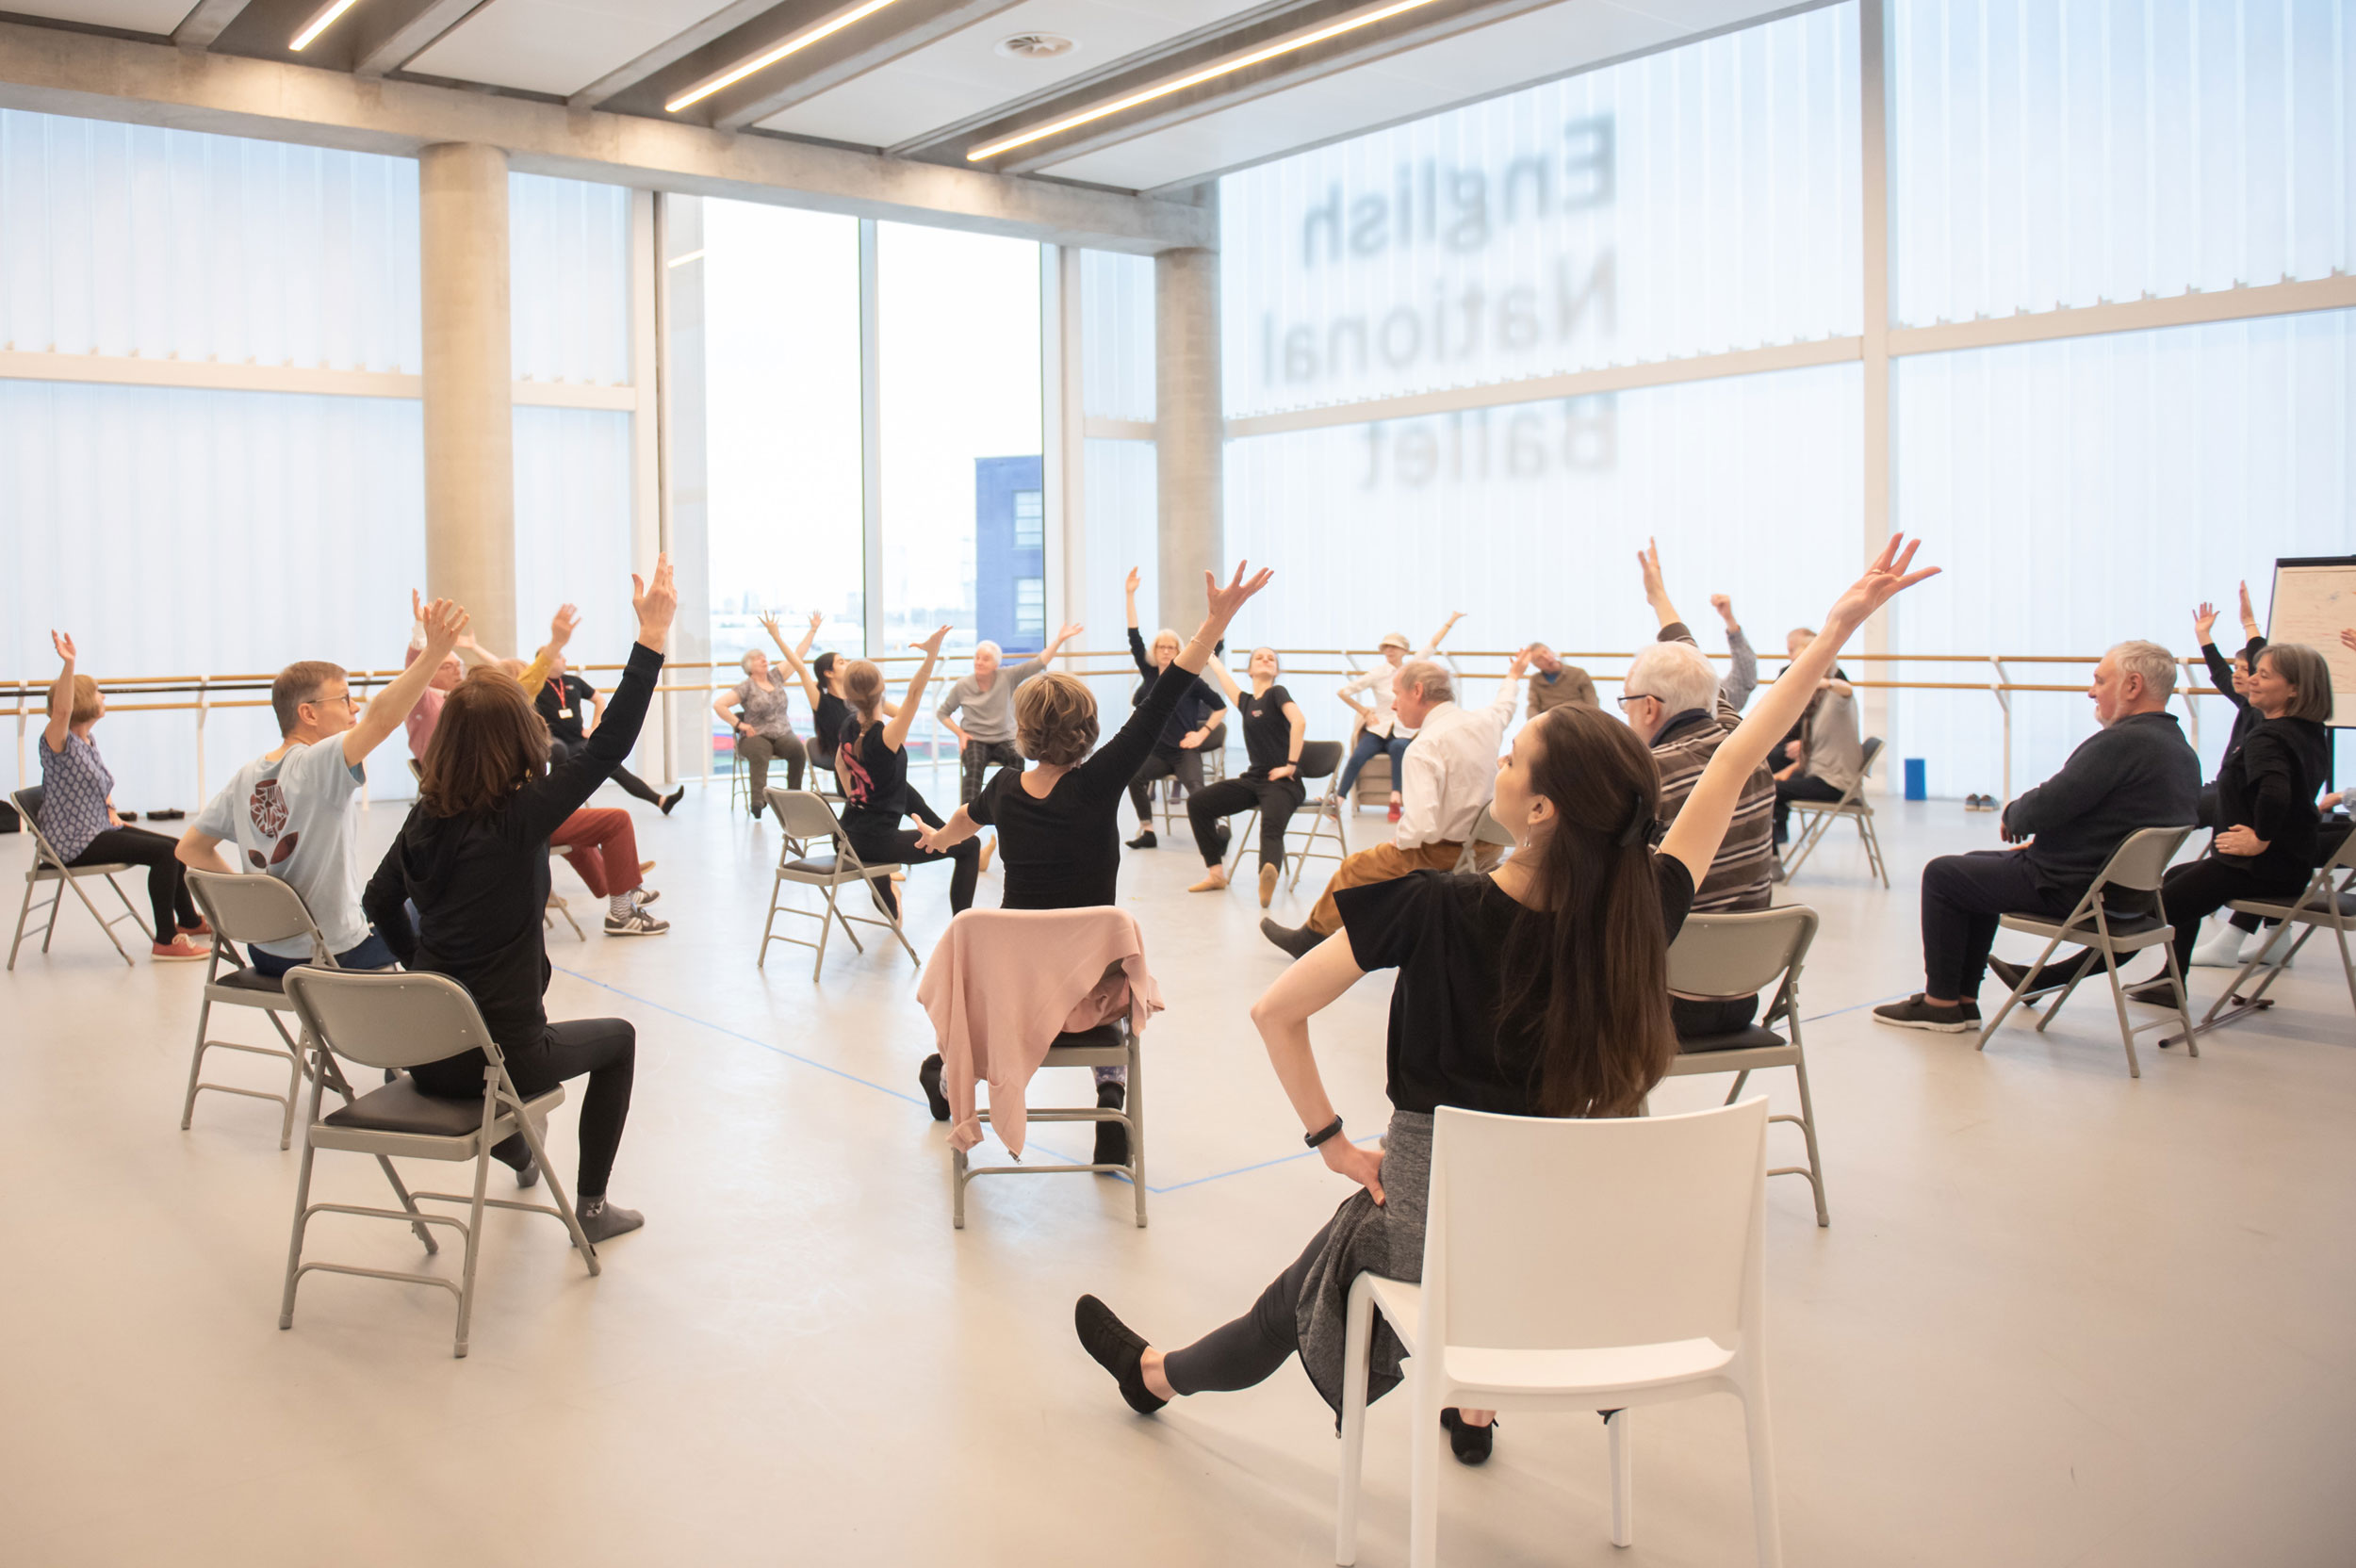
[1439,1409,1496,1465]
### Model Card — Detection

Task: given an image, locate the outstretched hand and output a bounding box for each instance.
[1710,593,1737,627]
[2342,628,2356,656]
[1124,566,1141,597]
[549,603,581,648]
[1637,537,1668,603]
[51,629,75,663]
[1506,645,1534,681]
[1055,621,1084,644]
[758,611,783,642]
[417,597,470,662]
[2193,601,2219,644]
[632,554,679,648]
[2237,580,2257,628]
[808,609,824,634]
[912,625,952,658]
[1826,534,1939,630]
[1203,561,1275,627]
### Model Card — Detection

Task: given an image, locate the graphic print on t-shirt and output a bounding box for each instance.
[837,731,875,808]
[245,777,300,868]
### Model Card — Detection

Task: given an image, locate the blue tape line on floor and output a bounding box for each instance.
[548,964,1906,1195]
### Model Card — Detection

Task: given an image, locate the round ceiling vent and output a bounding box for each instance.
[996,32,1076,59]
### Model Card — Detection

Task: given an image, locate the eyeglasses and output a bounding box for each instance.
[1614,692,1656,709]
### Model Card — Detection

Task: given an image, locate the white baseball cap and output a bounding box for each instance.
[1378,630,1411,651]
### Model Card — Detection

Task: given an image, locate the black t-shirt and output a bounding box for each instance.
[836,720,908,833]
[1335,857,1696,1117]
[968,660,1197,909]
[1235,683,1296,778]
[535,673,596,745]
[813,692,849,760]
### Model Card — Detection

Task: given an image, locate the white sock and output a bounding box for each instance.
[608,893,633,919]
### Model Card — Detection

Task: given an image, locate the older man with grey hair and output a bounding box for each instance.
[1874,639,2201,1033]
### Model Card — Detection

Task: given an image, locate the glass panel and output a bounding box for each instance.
[510,172,630,385]
[1080,248,1155,420]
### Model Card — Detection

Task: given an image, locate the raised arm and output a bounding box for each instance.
[1660,536,1939,887]
[1038,622,1084,667]
[1202,654,1244,703]
[515,557,676,839]
[1124,567,1141,631]
[2237,580,2262,645]
[761,612,826,710]
[1423,611,1464,656]
[795,610,821,664]
[883,627,950,752]
[41,630,75,755]
[1638,538,1683,629]
[346,599,468,767]
[517,604,577,692]
[1720,609,1759,712]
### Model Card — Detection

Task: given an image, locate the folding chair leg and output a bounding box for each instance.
[1225,808,1257,878]
[1335,1278,1377,1566]
[2156,940,2201,1057]
[7,866,40,971]
[280,1073,330,1329]
[71,870,135,966]
[180,994,217,1133]
[1977,931,2070,1049]
[1608,1408,1634,1548]
[1858,815,1890,888]
[372,1153,441,1254]
[1788,1051,1831,1227]
[2098,951,2142,1079]
[451,1131,493,1359]
[512,1091,597,1276]
[1127,1031,1147,1229]
[276,1012,304,1149]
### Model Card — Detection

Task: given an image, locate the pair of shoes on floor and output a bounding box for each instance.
[1872,994,1982,1033]
[1987,953,2095,997]
[1126,829,1157,850]
[603,906,670,936]
[1093,1080,1129,1168]
[660,788,685,815]
[1962,792,1999,811]
[576,1195,644,1243]
[1440,1409,1497,1466]
[150,938,208,961]
[1260,917,1323,959]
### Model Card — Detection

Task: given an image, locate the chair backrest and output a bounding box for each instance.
[1857,736,1885,779]
[9,787,62,865]
[766,787,847,842]
[1425,1099,1767,1353]
[406,758,423,782]
[2091,824,2195,894]
[282,967,502,1072]
[186,869,329,956]
[923,906,1153,1033]
[1665,906,1818,1004]
[1296,740,1343,781]
[1471,805,1518,849]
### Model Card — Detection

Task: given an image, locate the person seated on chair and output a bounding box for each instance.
[1522,644,1599,719]
[1260,651,1529,958]
[913,564,1276,1152]
[36,630,208,961]
[409,596,575,762]
[1072,537,1939,1465]
[936,622,1084,808]
[536,651,683,815]
[1329,612,1464,819]
[835,627,980,923]
[716,612,819,808]
[1121,567,1227,848]
[1184,649,1309,909]
[1872,641,2201,1033]
[2183,587,2274,966]
[2003,643,2334,1007]
[1625,543,1778,1040]
[1768,626,1863,861]
[761,617,894,785]
[360,557,681,1245]
[178,601,469,977]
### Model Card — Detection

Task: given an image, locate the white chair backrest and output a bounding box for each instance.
[283,968,502,1073]
[1428,1099,1767,1353]
[2092,825,2195,895]
[186,869,328,956]
[1665,906,1817,1001]
[767,787,848,842]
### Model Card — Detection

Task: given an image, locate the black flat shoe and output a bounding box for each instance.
[1074,1295,1167,1414]
[1092,1080,1129,1168]
[2124,979,2182,1007]
[660,788,685,815]
[917,1054,951,1121]
[1126,829,1157,850]
[1440,1409,1496,1465]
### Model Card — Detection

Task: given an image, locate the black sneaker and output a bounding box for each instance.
[1988,954,2092,997]
[917,1054,951,1121]
[1125,829,1157,850]
[1074,1295,1168,1415]
[1093,1080,1129,1168]
[1440,1410,1497,1466]
[1872,994,1982,1033]
[2124,979,2182,1007]
[660,788,685,815]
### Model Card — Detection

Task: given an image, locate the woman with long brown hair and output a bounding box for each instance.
[1074,536,1938,1464]
[360,558,679,1245]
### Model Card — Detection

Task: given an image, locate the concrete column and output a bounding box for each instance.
[1154,241,1222,632]
[419,142,515,656]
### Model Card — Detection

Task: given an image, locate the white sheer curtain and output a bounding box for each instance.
[509,172,630,385]
[1080,249,1155,423]
[512,406,635,671]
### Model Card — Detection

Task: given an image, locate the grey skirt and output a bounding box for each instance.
[1294,1110,1432,1419]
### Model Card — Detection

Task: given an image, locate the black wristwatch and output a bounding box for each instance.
[1304,1115,1345,1150]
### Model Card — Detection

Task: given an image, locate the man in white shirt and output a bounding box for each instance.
[178,599,468,975]
[1263,649,1529,957]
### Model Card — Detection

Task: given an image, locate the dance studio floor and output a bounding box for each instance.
[4,776,2350,1566]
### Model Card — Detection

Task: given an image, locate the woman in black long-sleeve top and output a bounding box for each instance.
[2192,587,2268,827]
[2121,642,2334,1005]
[1119,566,1225,847]
[361,559,679,1244]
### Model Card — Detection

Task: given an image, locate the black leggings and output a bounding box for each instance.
[548,738,665,806]
[846,790,976,921]
[1127,744,1204,827]
[1772,773,1847,846]
[71,825,195,943]
[1186,776,1306,868]
[409,1018,637,1198]
[1163,1215,1332,1395]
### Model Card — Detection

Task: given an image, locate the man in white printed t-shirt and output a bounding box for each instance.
[178,600,468,977]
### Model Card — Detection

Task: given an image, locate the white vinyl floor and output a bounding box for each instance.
[3,773,2351,1567]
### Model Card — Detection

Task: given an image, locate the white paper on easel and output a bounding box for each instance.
[2266,558,2356,729]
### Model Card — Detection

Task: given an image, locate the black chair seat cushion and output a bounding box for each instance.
[324,1081,492,1138]
[2233,889,2356,919]
[211,967,286,995]
[1676,1023,1789,1055]
[2049,910,2169,939]
[1049,1023,1125,1051]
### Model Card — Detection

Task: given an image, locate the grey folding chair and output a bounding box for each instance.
[1219,740,1349,890]
[1780,737,1890,888]
[1451,804,1520,873]
[758,788,919,979]
[2182,827,2356,1040]
[1976,825,2200,1078]
[1660,906,1829,1227]
[180,870,346,1150]
[1155,719,1226,835]
[278,967,597,1359]
[8,786,141,970]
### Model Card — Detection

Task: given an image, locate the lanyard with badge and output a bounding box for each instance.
[548,677,573,721]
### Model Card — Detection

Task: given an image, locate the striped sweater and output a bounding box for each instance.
[1652,624,1776,913]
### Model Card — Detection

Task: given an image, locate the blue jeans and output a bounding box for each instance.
[1333,730,1411,798]
[249,930,397,977]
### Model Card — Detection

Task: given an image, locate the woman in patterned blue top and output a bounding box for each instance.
[37,632,207,960]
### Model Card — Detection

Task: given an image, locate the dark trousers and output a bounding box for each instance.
[410,1018,637,1198]
[249,931,397,978]
[846,788,976,921]
[738,730,806,797]
[1671,993,1760,1045]
[1127,743,1204,827]
[1186,776,1305,868]
[548,737,664,806]
[1920,850,2079,1001]
[958,739,1023,805]
[1772,773,1847,846]
[1163,1215,1331,1395]
[70,825,195,944]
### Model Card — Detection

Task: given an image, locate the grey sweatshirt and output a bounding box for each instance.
[935,656,1047,743]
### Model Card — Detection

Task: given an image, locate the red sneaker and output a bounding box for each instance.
[1387,798,1403,824]
[176,918,212,939]
[151,938,209,961]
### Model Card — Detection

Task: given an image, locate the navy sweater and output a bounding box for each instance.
[2002,710,2201,891]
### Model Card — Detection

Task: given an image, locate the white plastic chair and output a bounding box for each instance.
[1337,1098,1780,1568]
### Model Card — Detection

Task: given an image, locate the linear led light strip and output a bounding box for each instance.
[667,0,905,113]
[290,0,362,51]
[967,0,1446,162]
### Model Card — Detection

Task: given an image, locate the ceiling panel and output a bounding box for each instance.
[405,0,746,97]
[755,0,1267,151]
[8,0,193,31]
[1034,0,1775,189]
